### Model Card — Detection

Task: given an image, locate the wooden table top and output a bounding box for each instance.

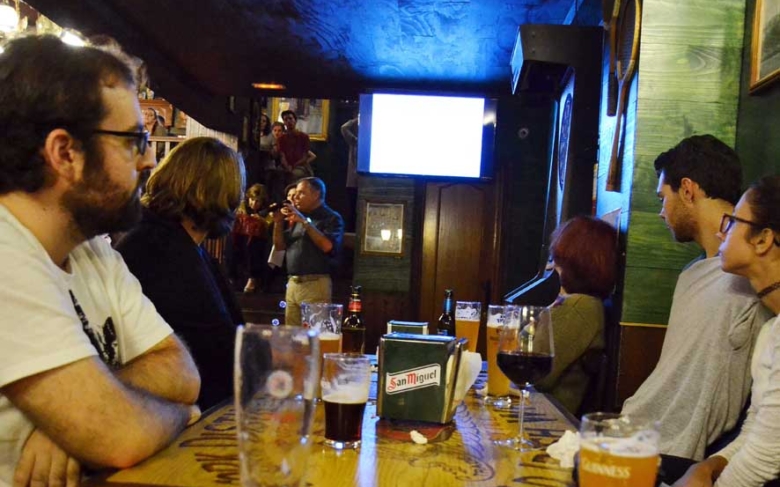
[87,375,578,487]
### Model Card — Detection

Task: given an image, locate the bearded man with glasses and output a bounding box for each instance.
[621,135,772,469]
[0,35,200,487]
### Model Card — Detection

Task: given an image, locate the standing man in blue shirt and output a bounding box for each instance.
[272,177,344,327]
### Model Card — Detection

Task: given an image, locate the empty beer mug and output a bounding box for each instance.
[321,353,371,449]
[234,324,320,487]
[579,413,660,487]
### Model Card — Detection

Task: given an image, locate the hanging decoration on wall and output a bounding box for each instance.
[606,0,642,193]
[750,0,780,93]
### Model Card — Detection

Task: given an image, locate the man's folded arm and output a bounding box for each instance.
[114,334,200,405]
[2,354,195,469]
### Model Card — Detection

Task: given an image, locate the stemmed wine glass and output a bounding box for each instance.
[493,305,554,451]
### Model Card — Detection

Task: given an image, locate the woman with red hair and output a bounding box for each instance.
[535,215,618,414]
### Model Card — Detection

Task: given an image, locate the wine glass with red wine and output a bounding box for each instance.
[493,305,554,451]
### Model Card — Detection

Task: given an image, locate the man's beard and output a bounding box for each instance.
[668,204,697,243]
[61,145,146,240]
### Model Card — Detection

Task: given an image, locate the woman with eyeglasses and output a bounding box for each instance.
[674,175,780,487]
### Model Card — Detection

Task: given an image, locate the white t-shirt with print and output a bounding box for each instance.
[0,204,172,486]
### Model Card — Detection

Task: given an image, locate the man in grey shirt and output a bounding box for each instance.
[622,135,771,460]
[272,177,344,327]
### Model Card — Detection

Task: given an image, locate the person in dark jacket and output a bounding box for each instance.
[116,136,246,409]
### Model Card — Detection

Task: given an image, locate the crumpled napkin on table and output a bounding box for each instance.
[453,351,482,403]
[545,430,580,468]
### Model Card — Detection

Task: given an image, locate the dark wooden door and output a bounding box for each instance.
[419,182,499,356]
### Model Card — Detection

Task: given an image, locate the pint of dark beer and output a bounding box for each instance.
[321,354,370,449]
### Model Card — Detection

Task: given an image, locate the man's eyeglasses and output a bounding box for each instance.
[91,129,150,156]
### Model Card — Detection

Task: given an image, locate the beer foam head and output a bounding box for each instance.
[322,384,369,404]
[581,434,659,458]
[320,331,340,341]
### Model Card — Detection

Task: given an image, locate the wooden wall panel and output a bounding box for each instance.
[736,0,780,181]
[596,0,746,402]
[420,182,496,354]
[615,325,667,407]
[353,177,416,292]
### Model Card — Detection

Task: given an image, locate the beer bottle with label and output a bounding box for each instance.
[437,289,455,336]
[342,285,365,353]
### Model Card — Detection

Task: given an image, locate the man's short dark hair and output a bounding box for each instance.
[280,110,297,121]
[0,35,136,195]
[300,177,326,201]
[653,134,742,205]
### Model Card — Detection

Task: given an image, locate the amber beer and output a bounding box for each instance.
[455,301,482,351]
[579,439,659,487]
[319,331,342,355]
[579,413,660,487]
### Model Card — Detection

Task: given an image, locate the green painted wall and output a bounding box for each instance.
[598,0,746,325]
[737,0,780,178]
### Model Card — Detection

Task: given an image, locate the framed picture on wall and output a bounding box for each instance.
[271,98,330,141]
[750,0,780,92]
[360,201,405,256]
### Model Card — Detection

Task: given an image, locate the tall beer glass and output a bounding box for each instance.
[579,413,660,487]
[301,302,343,400]
[234,324,320,487]
[455,301,482,351]
[485,304,516,408]
[321,353,370,449]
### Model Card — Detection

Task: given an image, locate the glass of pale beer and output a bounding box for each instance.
[234,324,320,487]
[455,301,482,351]
[485,304,517,409]
[302,302,343,401]
[579,413,660,487]
[321,353,371,449]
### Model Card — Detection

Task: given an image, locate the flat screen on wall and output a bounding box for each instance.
[357,92,497,179]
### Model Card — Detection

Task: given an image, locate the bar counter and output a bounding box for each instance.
[87,379,577,486]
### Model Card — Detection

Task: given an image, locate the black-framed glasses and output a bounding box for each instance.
[720,213,763,234]
[91,129,150,156]
[720,213,780,246]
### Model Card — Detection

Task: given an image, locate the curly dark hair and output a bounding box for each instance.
[550,216,618,299]
[0,35,135,195]
[653,134,743,205]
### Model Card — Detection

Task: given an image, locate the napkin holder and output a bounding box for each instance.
[377,333,466,424]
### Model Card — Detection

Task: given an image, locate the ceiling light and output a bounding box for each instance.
[60,30,86,47]
[0,5,18,33]
[252,82,286,90]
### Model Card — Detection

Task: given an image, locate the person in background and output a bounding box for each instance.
[143,107,167,136]
[265,121,289,203]
[622,135,771,460]
[258,114,274,159]
[535,215,617,414]
[279,110,316,181]
[272,177,343,327]
[233,183,273,293]
[672,175,780,486]
[116,137,245,410]
[0,35,200,486]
